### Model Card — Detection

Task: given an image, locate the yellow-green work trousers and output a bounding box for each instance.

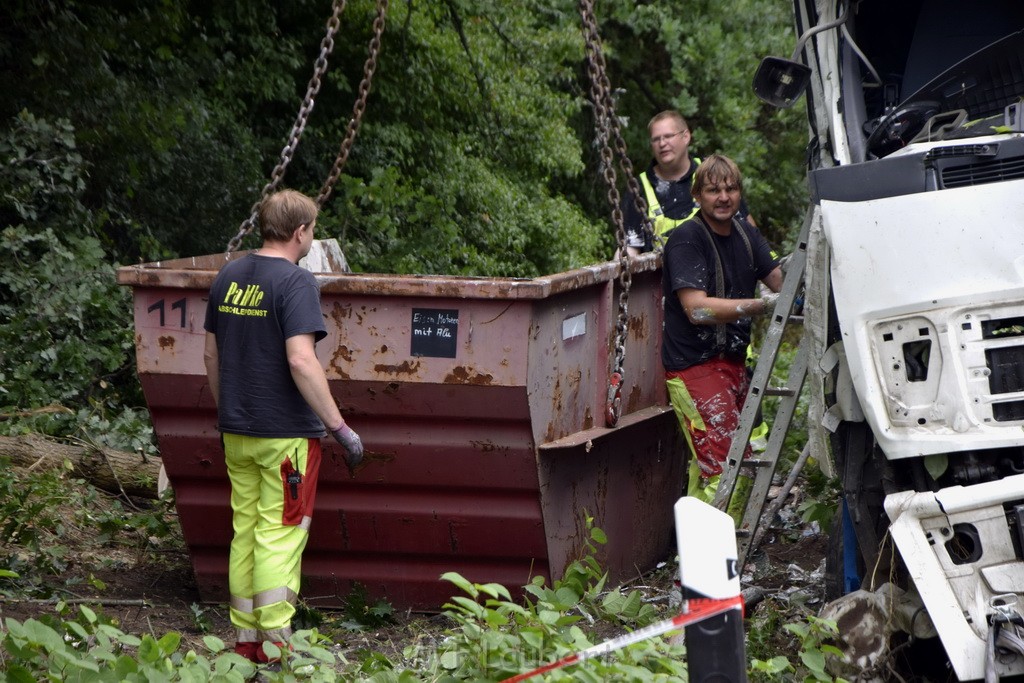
[223,433,321,644]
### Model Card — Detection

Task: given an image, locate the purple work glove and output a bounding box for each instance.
[331,423,364,469]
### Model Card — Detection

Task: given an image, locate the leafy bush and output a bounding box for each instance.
[750,613,849,682]
[399,517,687,681]
[0,111,150,448]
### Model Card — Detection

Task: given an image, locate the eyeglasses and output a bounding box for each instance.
[649,130,686,146]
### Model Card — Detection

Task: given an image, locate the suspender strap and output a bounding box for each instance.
[692,214,755,353]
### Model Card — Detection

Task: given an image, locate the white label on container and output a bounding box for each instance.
[562,312,587,341]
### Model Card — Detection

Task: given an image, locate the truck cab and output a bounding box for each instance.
[779,1,1024,679]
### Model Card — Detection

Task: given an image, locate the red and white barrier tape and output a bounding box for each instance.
[499,595,744,683]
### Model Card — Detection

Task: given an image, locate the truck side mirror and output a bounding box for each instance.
[753,56,811,108]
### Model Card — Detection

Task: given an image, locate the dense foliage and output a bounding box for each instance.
[0,112,151,449]
[1,0,803,270]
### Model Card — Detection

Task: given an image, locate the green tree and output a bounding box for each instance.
[294,0,608,276]
[593,0,807,248]
[0,0,804,273]
[0,112,138,424]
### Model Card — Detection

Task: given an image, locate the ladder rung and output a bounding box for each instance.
[744,458,774,468]
[787,315,804,325]
[735,529,753,538]
[763,386,796,397]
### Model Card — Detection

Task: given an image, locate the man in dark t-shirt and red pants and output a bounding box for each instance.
[662,155,783,510]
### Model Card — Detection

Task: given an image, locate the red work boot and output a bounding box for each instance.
[233,641,260,662]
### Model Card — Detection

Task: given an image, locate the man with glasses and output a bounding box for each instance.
[623,110,754,255]
[661,155,781,513]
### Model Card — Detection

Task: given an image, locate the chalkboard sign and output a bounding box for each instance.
[410,308,459,358]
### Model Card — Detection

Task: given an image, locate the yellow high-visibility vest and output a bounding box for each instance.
[639,157,702,239]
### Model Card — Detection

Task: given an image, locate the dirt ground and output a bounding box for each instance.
[0,467,830,671]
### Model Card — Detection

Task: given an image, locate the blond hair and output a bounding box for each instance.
[258,189,318,242]
[690,154,743,198]
[648,110,689,134]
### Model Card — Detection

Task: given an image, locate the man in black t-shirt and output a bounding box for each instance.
[661,155,782,505]
[203,189,363,663]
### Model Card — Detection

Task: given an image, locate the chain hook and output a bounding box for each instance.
[606,371,623,427]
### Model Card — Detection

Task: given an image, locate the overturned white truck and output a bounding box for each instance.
[757,1,1024,679]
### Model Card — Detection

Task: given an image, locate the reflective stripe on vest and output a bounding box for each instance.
[639,157,702,238]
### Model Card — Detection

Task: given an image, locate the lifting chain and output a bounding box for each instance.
[317,0,388,206]
[226,0,346,253]
[578,0,653,427]
[226,0,388,252]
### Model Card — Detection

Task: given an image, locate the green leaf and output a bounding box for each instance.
[751,655,792,673]
[157,631,181,656]
[203,635,227,653]
[138,634,161,663]
[78,605,98,624]
[602,589,626,614]
[923,453,948,480]
[439,650,461,670]
[476,582,512,601]
[448,595,486,619]
[520,630,546,650]
[440,571,477,599]
[784,622,809,638]
[799,647,827,674]
[66,621,89,640]
[553,586,581,607]
[261,641,281,661]
[4,663,38,683]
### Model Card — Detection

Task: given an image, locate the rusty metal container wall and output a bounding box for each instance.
[532,265,683,582]
[117,251,684,610]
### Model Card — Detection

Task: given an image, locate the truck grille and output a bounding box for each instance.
[984,316,1024,422]
[942,155,1024,188]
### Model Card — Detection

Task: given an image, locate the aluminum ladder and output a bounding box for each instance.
[711,210,812,567]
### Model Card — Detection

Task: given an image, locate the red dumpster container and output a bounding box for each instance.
[116,247,684,610]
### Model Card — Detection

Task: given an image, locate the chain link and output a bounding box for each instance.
[226,0,347,253]
[579,8,654,251]
[579,0,651,426]
[317,0,388,206]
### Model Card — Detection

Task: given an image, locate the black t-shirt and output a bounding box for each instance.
[204,254,328,437]
[661,216,779,371]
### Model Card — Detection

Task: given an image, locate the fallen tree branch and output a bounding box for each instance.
[70,435,144,511]
[4,598,156,608]
[0,405,74,422]
[0,434,160,499]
